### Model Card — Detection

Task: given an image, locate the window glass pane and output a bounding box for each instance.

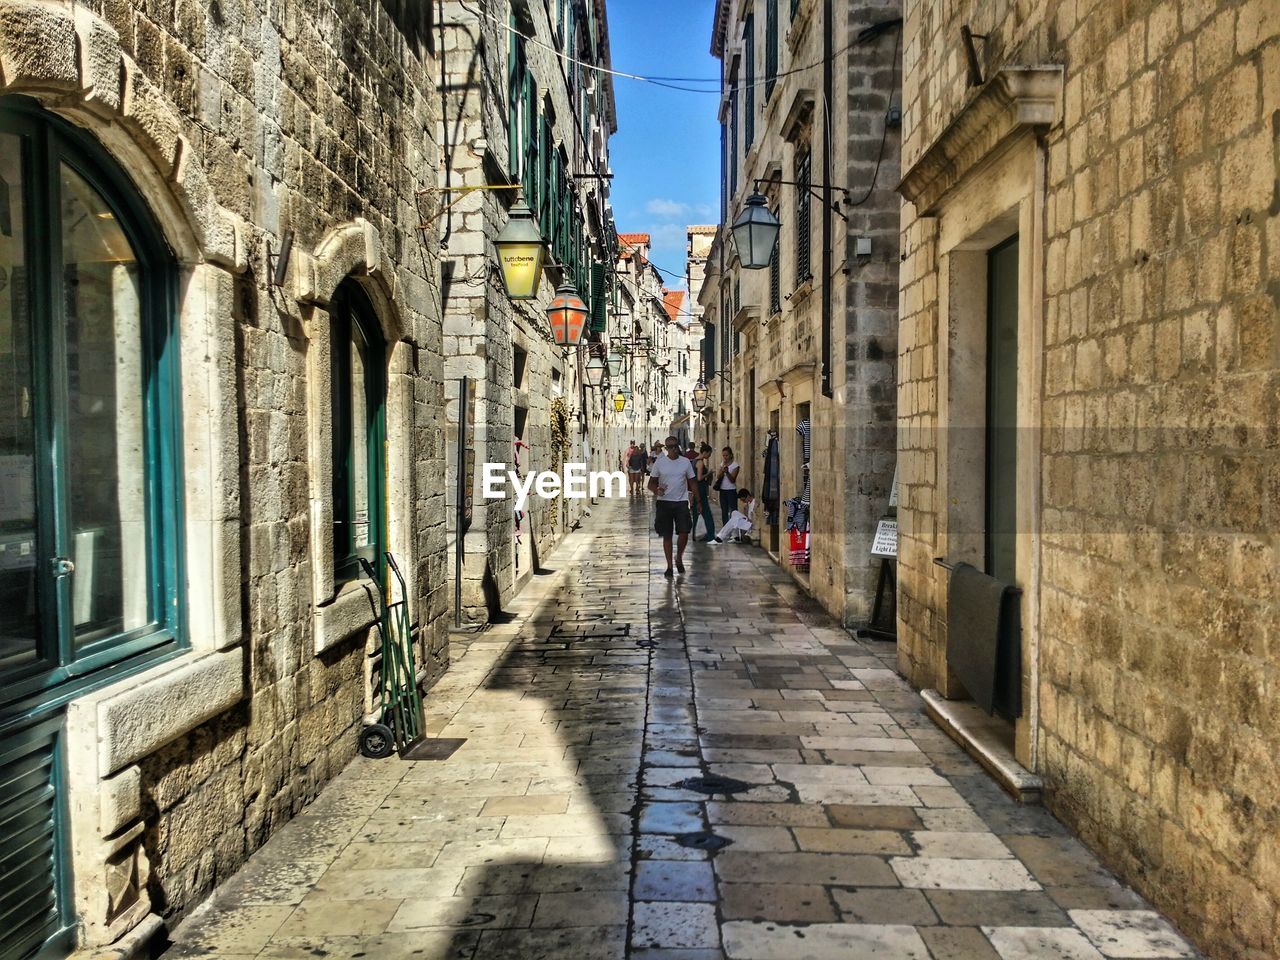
[349,320,371,554]
[59,163,150,645]
[0,133,41,676]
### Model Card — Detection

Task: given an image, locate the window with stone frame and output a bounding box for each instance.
[0,97,186,700]
[330,280,386,587]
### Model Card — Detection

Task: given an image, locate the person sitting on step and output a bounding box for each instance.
[709,490,755,544]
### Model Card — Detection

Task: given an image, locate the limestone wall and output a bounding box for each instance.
[896,0,1279,954]
[0,0,446,946]
[438,0,615,622]
[712,0,901,625]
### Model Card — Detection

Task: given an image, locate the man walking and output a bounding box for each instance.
[649,436,700,577]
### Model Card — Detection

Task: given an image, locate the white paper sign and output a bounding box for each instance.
[871,519,898,558]
[888,464,899,510]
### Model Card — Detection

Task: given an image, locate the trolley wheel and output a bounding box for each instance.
[359,723,396,759]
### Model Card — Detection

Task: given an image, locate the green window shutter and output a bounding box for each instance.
[729,88,738,197]
[765,0,778,99]
[796,147,812,281]
[547,150,559,254]
[522,76,538,205]
[590,261,607,332]
[537,114,551,236]
[0,715,67,960]
[507,22,522,178]
[744,14,755,150]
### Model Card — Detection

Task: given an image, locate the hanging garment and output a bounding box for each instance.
[762,433,780,521]
[796,419,812,506]
[788,528,810,567]
[784,497,809,532]
[795,419,812,462]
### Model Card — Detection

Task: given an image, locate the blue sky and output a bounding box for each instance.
[605,0,721,286]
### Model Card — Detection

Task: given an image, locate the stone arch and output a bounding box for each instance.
[0,0,244,270]
[300,217,405,343]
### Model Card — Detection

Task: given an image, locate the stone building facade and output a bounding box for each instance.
[438,0,617,624]
[706,0,902,624]
[894,0,1279,955]
[0,1,445,957]
[611,233,690,446]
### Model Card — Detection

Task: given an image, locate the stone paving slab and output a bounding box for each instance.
[162,498,1202,960]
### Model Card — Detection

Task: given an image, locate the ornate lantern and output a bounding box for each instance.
[691,380,708,412]
[585,355,605,387]
[494,201,546,298]
[547,284,588,346]
[730,193,781,270]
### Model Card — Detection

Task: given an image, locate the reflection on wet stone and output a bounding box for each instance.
[162,500,1199,960]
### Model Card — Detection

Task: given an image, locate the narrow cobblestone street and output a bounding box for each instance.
[165,499,1200,960]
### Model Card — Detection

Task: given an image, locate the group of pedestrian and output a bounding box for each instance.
[625,436,757,578]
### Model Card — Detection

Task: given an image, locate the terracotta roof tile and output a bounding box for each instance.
[662,288,686,321]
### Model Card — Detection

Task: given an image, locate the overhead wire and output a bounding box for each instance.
[469,3,868,97]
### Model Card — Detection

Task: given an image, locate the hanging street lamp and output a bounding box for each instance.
[585,354,605,387]
[606,350,624,380]
[547,283,589,346]
[691,380,708,412]
[730,192,781,270]
[613,391,626,413]
[493,201,546,299]
[620,385,631,401]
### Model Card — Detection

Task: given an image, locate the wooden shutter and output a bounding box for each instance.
[589,261,607,332]
[796,147,812,281]
[765,0,778,98]
[744,14,755,149]
[0,715,66,960]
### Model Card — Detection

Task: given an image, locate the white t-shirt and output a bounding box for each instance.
[719,461,740,491]
[651,454,697,502]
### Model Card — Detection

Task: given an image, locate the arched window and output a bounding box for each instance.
[330,279,386,586]
[0,96,184,708]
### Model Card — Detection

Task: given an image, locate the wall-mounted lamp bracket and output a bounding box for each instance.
[416,183,524,229]
[960,25,988,87]
[267,229,294,287]
[753,177,851,221]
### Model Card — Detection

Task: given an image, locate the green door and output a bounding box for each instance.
[985,235,1019,585]
[1,96,185,959]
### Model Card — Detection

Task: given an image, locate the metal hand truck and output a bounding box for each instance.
[357,552,425,758]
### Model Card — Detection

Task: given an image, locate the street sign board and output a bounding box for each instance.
[871,518,898,558]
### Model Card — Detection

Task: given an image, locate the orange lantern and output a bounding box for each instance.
[547,283,589,347]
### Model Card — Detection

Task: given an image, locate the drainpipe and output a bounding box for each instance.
[820,0,833,398]
[438,0,453,248]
